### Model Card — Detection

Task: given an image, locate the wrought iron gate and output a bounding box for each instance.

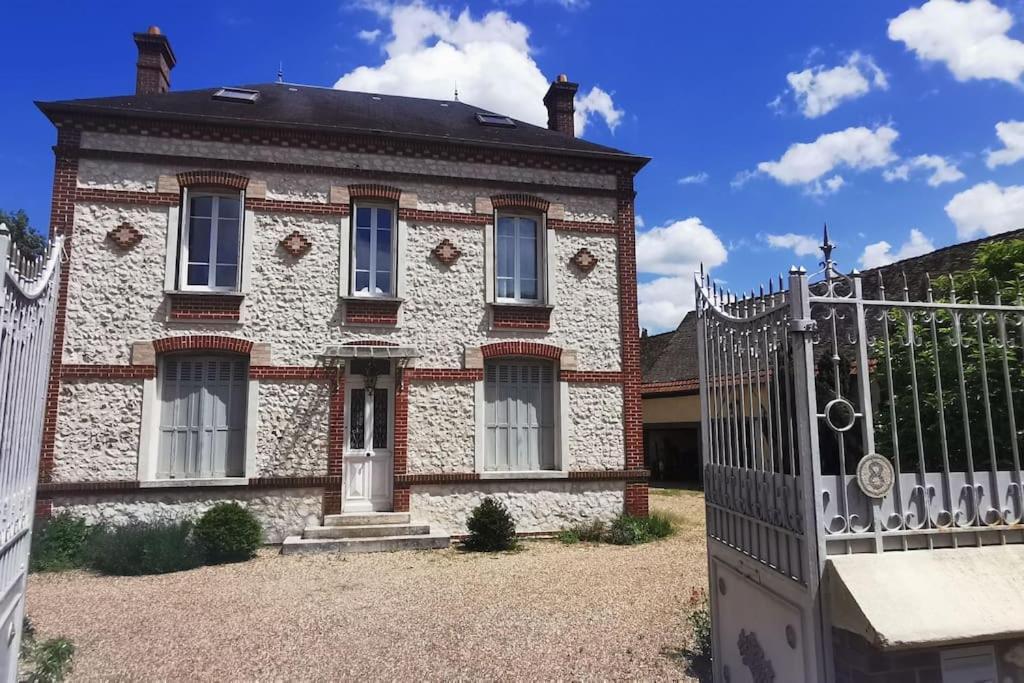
[0,226,64,681]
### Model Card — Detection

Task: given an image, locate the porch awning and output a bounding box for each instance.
[826,545,1024,651]
[320,345,419,360]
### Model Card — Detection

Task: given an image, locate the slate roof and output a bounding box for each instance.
[640,228,1024,387]
[36,82,648,165]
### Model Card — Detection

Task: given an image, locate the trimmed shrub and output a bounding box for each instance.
[30,514,94,573]
[88,520,202,576]
[464,497,516,551]
[558,519,606,545]
[606,513,675,546]
[194,502,263,564]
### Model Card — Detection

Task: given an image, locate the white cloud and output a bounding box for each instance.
[859,229,936,268]
[763,232,820,257]
[678,172,709,185]
[634,214,645,229]
[882,154,964,186]
[782,52,889,118]
[807,174,846,197]
[334,2,622,135]
[357,28,382,43]
[986,120,1024,168]
[636,218,728,331]
[945,181,1024,238]
[755,125,899,190]
[888,0,1024,84]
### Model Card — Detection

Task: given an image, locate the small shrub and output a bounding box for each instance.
[558,519,606,545]
[683,587,713,680]
[20,618,75,683]
[464,497,516,551]
[30,514,93,572]
[606,513,675,546]
[194,502,263,564]
[645,513,675,540]
[557,528,580,544]
[88,520,202,576]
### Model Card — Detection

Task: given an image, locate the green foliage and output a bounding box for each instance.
[194,502,263,564]
[606,513,675,545]
[464,497,517,551]
[870,238,1024,473]
[557,519,606,545]
[88,521,203,576]
[0,209,45,258]
[30,514,93,573]
[20,617,75,683]
[682,587,712,681]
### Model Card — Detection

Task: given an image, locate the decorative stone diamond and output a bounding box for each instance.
[280,230,312,257]
[107,223,143,250]
[571,247,598,273]
[432,238,461,265]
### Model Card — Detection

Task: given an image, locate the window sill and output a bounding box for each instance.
[340,295,404,303]
[488,302,553,331]
[141,478,248,489]
[165,289,247,298]
[479,470,568,480]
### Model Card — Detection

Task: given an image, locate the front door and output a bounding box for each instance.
[343,370,394,512]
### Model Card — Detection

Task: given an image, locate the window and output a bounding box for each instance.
[212,87,260,103]
[476,113,516,128]
[495,214,541,302]
[484,360,556,471]
[181,193,242,291]
[352,204,395,296]
[157,355,248,479]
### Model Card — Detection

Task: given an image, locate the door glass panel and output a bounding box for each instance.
[373,389,389,448]
[350,388,365,449]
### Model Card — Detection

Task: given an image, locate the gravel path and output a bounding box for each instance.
[27,490,707,681]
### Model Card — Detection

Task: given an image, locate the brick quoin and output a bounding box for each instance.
[34,498,53,520]
[176,169,249,190]
[617,172,647,516]
[167,294,242,321]
[392,369,410,512]
[40,126,81,483]
[152,335,254,355]
[480,341,562,361]
[324,370,345,514]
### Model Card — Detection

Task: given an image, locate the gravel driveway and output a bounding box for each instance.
[27,489,707,681]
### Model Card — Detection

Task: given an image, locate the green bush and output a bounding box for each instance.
[194,502,263,564]
[20,617,75,683]
[683,587,713,680]
[464,497,516,551]
[30,514,94,572]
[88,520,202,576]
[606,513,675,545]
[558,519,606,545]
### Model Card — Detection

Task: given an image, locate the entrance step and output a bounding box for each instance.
[280,531,450,555]
[302,523,432,540]
[323,512,410,527]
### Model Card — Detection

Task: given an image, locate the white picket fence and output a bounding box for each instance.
[0,224,63,681]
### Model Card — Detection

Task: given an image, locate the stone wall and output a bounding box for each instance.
[53,379,143,482]
[409,480,625,534]
[255,380,331,477]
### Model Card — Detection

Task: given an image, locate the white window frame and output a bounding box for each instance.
[349,201,399,298]
[164,187,252,294]
[137,353,259,486]
[473,358,571,477]
[493,211,546,304]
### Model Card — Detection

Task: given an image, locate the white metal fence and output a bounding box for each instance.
[0,225,63,682]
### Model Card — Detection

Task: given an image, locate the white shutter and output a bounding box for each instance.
[158,355,247,478]
[484,361,555,471]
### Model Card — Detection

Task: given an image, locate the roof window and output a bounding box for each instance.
[475,113,516,128]
[212,87,260,103]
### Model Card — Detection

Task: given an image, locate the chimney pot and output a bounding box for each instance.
[543,75,579,137]
[133,27,176,95]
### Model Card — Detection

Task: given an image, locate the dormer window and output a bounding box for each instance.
[181,193,242,291]
[212,87,259,103]
[476,113,516,128]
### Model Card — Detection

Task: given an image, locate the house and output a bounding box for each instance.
[34,27,650,549]
[640,227,1024,487]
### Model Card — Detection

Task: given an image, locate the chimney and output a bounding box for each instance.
[133,26,176,95]
[543,74,579,136]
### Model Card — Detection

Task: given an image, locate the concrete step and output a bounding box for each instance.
[323,512,411,527]
[280,532,450,555]
[302,523,432,540]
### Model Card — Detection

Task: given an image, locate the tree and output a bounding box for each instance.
[0,209,45,258]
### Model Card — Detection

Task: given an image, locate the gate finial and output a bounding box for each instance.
[820,222,836,273]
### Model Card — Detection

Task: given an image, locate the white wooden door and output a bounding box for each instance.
[343,376,394,512]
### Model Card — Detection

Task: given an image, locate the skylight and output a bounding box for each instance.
[475,113,516,128]
[212,88,260,103]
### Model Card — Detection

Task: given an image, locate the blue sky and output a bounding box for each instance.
[6,1,1024,331]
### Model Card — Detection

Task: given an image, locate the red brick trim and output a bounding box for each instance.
[324,372,345,514]
[35,498,53,520]
[405,368,484,381]
[625,482,649,516]
[61,365,156,380]
[344,298,401,326]
[167,293,243,321]
[560,370,625,383]
[37,475,343,496]
[491,193,550,212]
[398,209,489,225]
[490,304,552,331]
[248,366,335,380]
[152,335,254,355]
[348,184,401,202]
[40,127,82,483]
[547,218,619,235]
[394,469,649,485]
[392,369,410,511]
[176,170,249,190]
[641,380,700,396]
[480,341,562,361]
